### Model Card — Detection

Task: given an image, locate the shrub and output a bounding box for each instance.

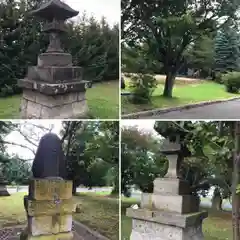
[222,72,240,93]
[129,74,157,104]
[214,72,224,84]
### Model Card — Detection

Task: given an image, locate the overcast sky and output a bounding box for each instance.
[121,120,160,137]
[5,120,63,160]
[64,0,120,26]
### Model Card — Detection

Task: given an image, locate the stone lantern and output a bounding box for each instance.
[18,0,91,119]
[127,122,208,240]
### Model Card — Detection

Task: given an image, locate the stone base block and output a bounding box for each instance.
[154,178,190,195]
[27,66,83,83]
[27,232,73,240]
[127,208,208,240]
[151,194,199,214]
[130,219,204,240]
[20,90,88,119]
[38,52,72,67]
[28,214,72,235]
[28,179,72,200]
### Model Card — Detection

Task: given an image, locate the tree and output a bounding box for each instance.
[185,35,215,78]
[214,25,240,73]
[62,121,119,195]
[122,0,239,97]
[121,126,167,196]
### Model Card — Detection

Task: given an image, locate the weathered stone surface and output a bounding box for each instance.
[151,194,199,214]
[18,79,88,96]
[27,66,83,83]
[27,232,73,240]
[29,179,72,200]
[126,208,208,229]
[26,101,42,118]
[130,218,205,240]
[154,178,190,195]
[32,133,66,179]
[140,193,152,209]
[38,52,72,67]
[27,199,74,216]
[29,214,72,235]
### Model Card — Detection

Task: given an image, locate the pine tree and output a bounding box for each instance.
[214,26,240,73]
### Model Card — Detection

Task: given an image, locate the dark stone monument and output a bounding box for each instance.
[127,122,208,240]
[32,133,66,179]
[20,132,74,240]
[18,0,92,119]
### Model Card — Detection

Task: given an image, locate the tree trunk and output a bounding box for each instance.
[232,121,240,240]
[72,183,77,196]
[163,72,176,98]
[211,190,222,211]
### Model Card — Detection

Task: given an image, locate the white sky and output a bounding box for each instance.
[64,0,120,26]
[4,120,63,160]
[121,120,160,137]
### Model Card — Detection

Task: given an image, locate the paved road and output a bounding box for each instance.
[147,99,240,119]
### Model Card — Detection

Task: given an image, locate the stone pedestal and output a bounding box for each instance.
[127,177,208,240]
[21,179,74,240]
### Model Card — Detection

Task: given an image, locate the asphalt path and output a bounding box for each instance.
[147,99,240,119]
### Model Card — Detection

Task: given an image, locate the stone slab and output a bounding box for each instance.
[40,99,88,119]
[151,194,199,214]
[28,214,72,236]
[27,66,83,83]
[126,208,208,228]
[28,179,72,200]
[38,52,72,67]
[23,90,85,108]
[27,232,73,240]
[130,218,204,240]
[153,178,190,195]
[18,79,89,96]
[27,199,74,216]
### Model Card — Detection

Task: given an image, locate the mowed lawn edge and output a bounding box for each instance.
[121,79,239,115]
[121,198,232,240]
[0,192,119,240]
[0,80,119,119]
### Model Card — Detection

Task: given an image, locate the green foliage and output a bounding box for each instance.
[2,156,31,184]
[185,36,215,78]
[121,126,167,196]
[128,74,157,104]
[214,26,240,74]
[0,0,118,96]
[62,121,119,193]
[236,184,240,194]
[222,71,240,93]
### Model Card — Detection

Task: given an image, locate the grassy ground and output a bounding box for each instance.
[0,80,119,119]
[122,76,239,115]
[121,198,232,240]
[0,192,119,240]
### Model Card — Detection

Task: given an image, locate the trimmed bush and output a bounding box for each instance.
[214,72,224,84]
[223,72,240,93]
[129,74,157,104]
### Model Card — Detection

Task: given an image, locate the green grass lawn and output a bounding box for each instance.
[0,192,119,240]
[0,80,119,119]
[121,199,232,240]
[122,78,239,115]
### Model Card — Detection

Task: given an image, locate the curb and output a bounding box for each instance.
[122,97,240,119]
[73,221,110,240]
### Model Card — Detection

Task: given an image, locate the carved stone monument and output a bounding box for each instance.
[20,133,74,240]
[127,122,208,240]
[18,0,91,119]
[0,164,10,196]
